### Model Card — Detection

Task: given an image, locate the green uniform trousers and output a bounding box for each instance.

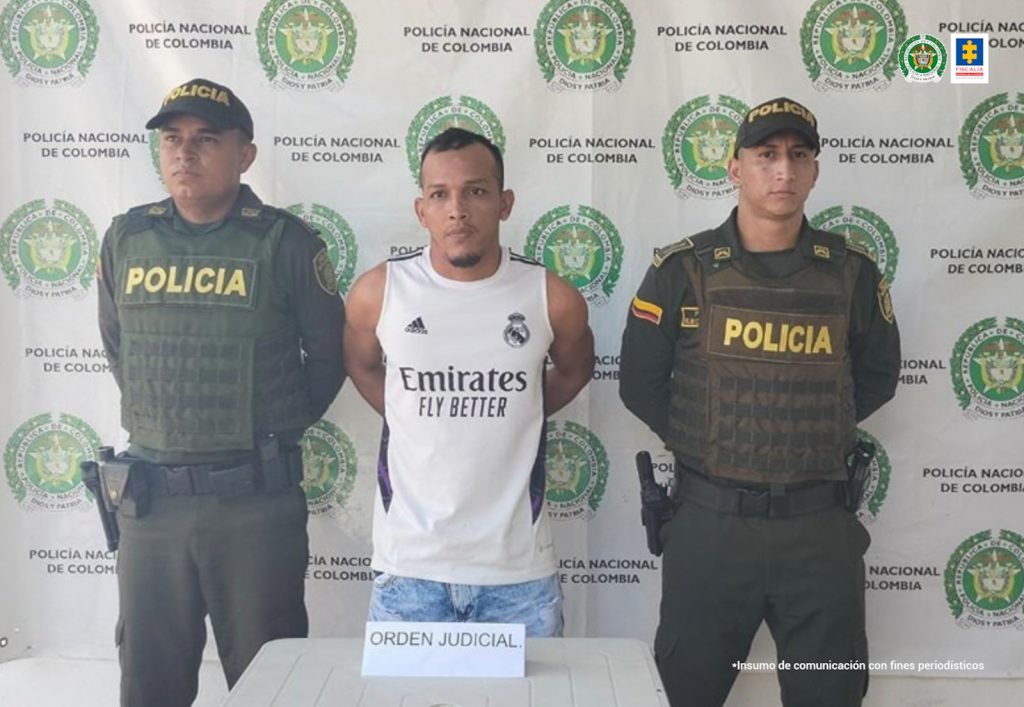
[655,500,870,707]
[115,485,309,707]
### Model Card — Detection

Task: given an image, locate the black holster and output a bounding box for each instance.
[79,446,127,551]
[844,439,876,512]
[636,452,675,556]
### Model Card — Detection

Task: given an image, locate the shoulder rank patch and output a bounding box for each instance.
[630,296,663,325]
[652,237,693,268]
[813,244,831,260]
[147,206,168,216]
[313,247,338,296]
[846,239,873,260]
[681,306,700,328]
[877,276,894,324]
[713,246,732,261]
[240,207,262,219]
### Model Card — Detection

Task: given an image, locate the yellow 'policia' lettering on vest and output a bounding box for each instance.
[722,317,833,355]
[124,265,248,297]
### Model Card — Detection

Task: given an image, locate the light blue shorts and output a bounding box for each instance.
[368,572,564,637]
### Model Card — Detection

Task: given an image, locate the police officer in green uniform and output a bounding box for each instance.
[619,97,899,707]
[97,78,345,707]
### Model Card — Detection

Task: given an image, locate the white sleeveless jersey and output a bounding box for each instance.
[373,246,556,585]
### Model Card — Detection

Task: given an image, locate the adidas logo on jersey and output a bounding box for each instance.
[404,317,428,335]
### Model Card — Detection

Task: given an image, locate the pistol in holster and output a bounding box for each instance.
[844,439,876,513]
[79,447,151,552]
[635,451,676,557]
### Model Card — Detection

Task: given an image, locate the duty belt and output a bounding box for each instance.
[145,446,303,497]
[678,469,844,518]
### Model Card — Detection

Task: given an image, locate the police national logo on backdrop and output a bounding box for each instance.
[525,204,622,307]
[299,420,357,517]
[257,0,356,91]
[406,95,506,182]
[898,34,946,83]
[286,203,357,294]
[662,95,748,200]
[950,317,1024,421]
[945,529,1024,631]
[801,0,906,92]
[0,0,97,87]
[4,413,101,512]
[1,199,97,299]
[959,93,1024,200]
[854,428,890,525]
[534,0,634,92]
[810,205,900,284]
[544,420,608,521]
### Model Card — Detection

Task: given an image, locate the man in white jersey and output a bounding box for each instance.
[344,128,594,635]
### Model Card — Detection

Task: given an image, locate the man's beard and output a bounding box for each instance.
[449,253,483,268]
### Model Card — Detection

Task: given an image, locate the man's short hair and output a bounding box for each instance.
[419,128,505,189]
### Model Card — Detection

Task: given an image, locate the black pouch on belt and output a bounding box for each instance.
[100,457,150,519]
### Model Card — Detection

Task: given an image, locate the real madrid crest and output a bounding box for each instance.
[504,312,530,348]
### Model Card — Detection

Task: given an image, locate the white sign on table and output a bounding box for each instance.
[361,621,526,678]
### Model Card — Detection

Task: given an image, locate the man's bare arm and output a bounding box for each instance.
[545,270,594,415]
[342,262,387,416]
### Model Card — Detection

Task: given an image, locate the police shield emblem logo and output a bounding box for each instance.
[801,0,907,92]
[525,204,623,307]
[534,0,635,92]
[4,412,101,512]
[662,94,749,200]
[256,0,356,91]
[959,92,1024,200]
[945,529,1024,630]
[1,0,98,87]
[544,420,609,521]
[405,95,506,183]
[810,205,900,284]
[287,203,358,294]
[1,198,97,299]
[299,420,358,517]
[950,317,1024,420]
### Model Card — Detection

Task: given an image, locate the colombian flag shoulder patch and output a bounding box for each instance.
[631,296,663,325]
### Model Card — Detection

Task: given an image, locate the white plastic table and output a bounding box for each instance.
[223,637,670,706]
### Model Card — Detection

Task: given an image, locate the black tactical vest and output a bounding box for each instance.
[668,227,860,484]
[111,202,313,453]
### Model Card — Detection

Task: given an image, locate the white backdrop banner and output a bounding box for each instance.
[1,0,1022,680]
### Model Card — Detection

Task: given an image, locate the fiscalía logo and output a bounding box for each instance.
[945,529,1024,631]
[544,420,608,521]
[1,198,97,299]
[854,428,890,525]
[950,34,988,84]
[286,203,357,294]
[256,0,356,91]
[299,419,357,517]
[801,0,906,92]
[503,313,530,348]
[4,412,101,512]
[0,0,97,87]
[405,95,506,183]
[534,0,634,92]
[810,205,900,284]
[950,317,1024,421]
[898,33,946,83]
[959,93,1024,200]
[662,94,749,200]
[525,204,622,307]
